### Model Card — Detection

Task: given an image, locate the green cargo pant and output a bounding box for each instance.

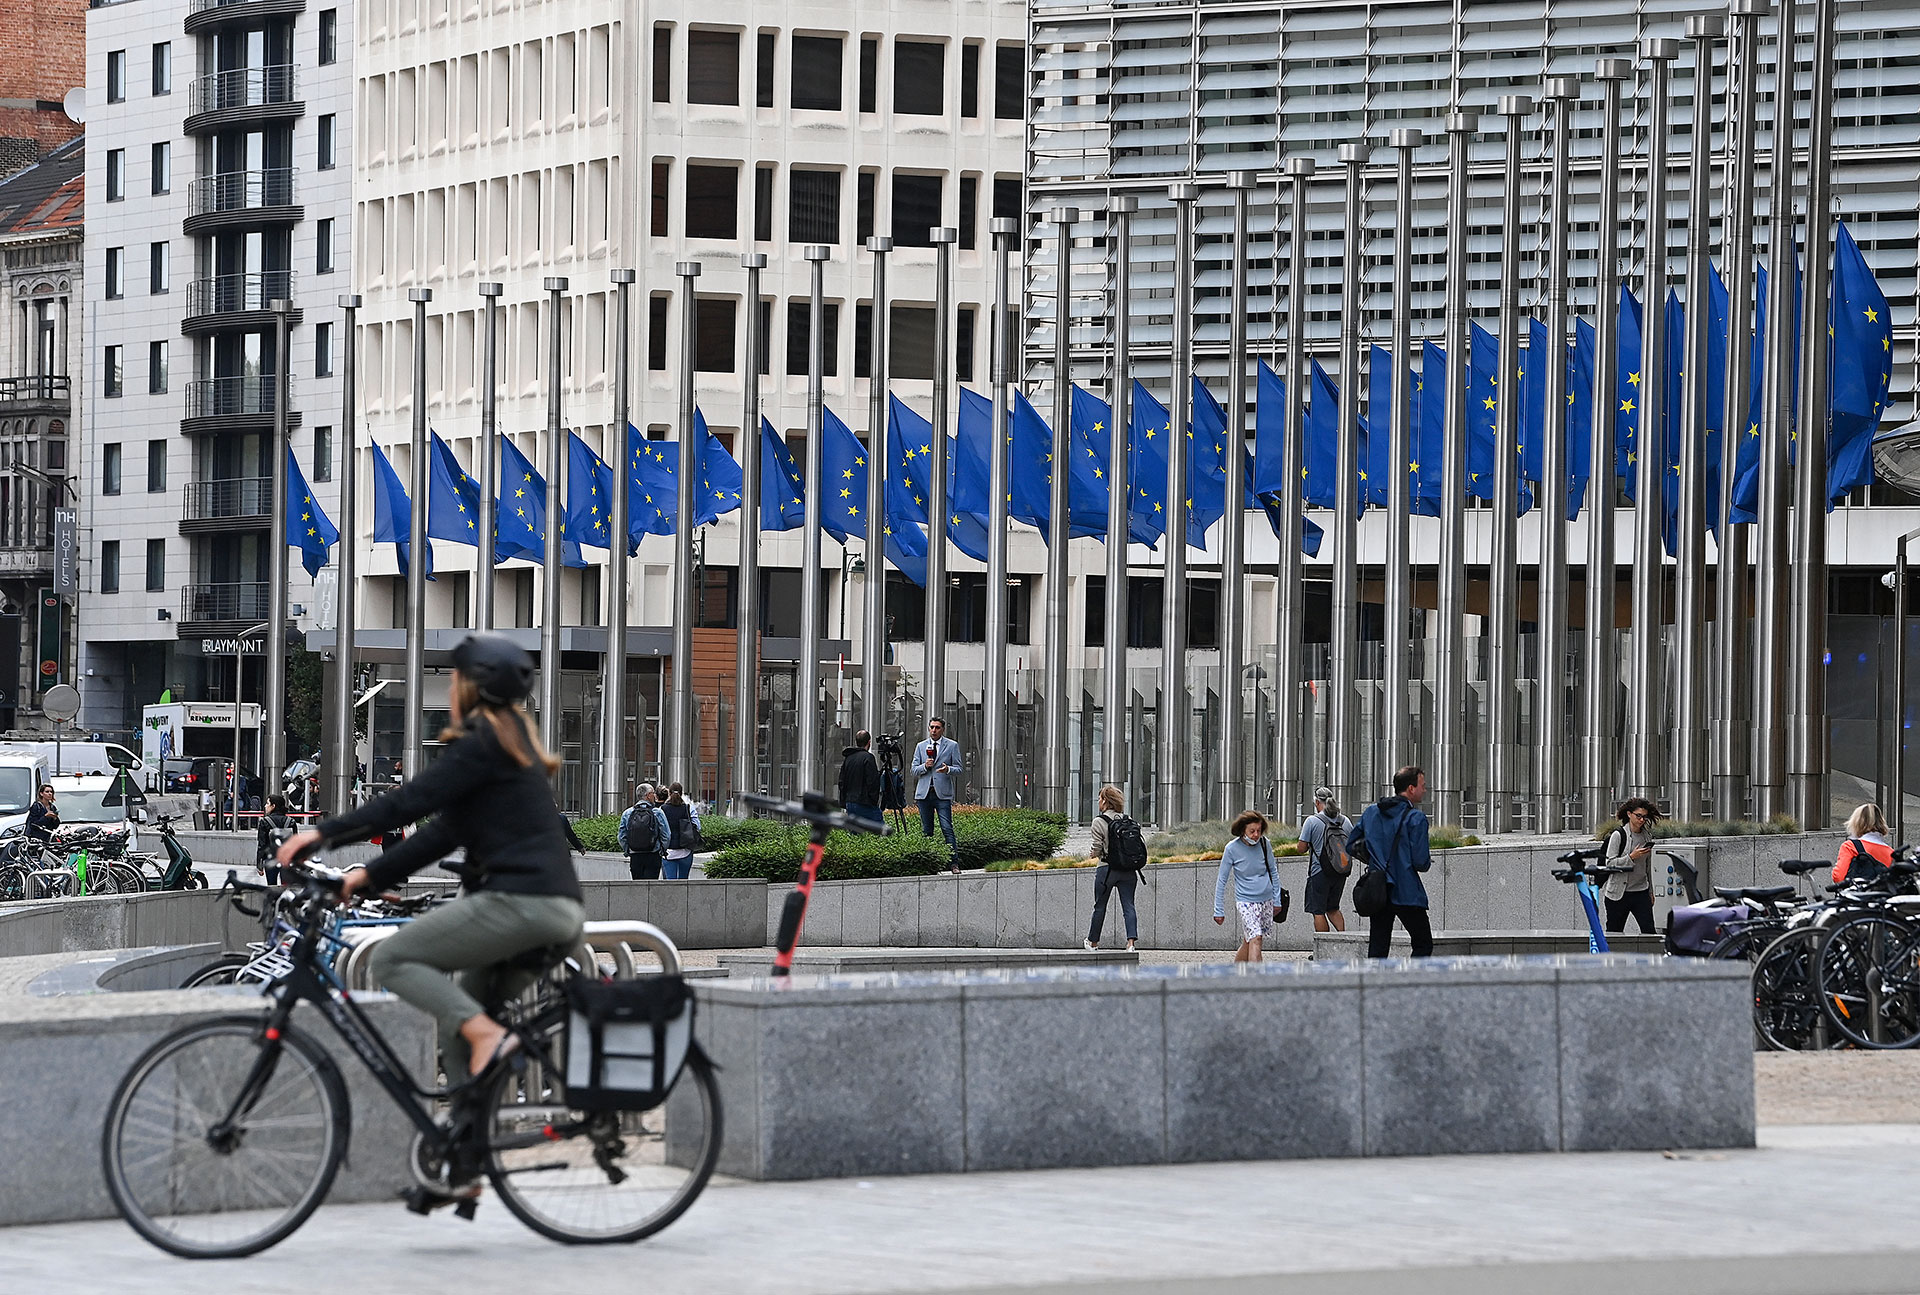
[368,890,586,1074]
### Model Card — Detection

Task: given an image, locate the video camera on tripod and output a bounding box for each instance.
[875,733,909,818]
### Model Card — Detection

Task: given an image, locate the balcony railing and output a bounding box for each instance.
[186,271,295,319]
[181,581,271,624]
[188,168,296,217]
[184,375,295,420]
[183,476,272,523]
[188,65,298,116]
[0,375,69,404]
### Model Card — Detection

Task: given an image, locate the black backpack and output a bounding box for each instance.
[625,803,664,855]
[1105,814,1148,873]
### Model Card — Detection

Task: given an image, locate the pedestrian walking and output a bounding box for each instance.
[618,782,669,880]
[837,730,884,827]
[660,782,702,880]
[256,794,293,884]
[1213,810,1284,963]
[1297,786,1354,933]
[1600,797,1661,933]
[1352,766,1434,958]
[1833,803,1895,885]
[1084,785,1146,951]
[25,783,58,844]
[914,716,963,870]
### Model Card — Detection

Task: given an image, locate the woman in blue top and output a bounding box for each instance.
[1213,810,1283,963]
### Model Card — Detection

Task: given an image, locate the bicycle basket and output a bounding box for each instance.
[562,973,695,1112]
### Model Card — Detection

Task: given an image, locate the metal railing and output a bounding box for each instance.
[186,271,295,318]
[181,581,272,624]
[188,168,296,217]
[0,375,69,403]
[189,0,297,13]
[182,476,272,523]
[189,65,298,116]
[183,374,294,419]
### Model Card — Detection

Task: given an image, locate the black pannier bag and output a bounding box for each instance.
[563,974,695,1112]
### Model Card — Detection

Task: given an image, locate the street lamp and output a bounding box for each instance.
[230,621,269,831]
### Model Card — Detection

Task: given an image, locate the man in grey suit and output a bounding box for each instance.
[915,716,964,870]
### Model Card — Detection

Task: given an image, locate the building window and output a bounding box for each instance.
[149,241,168,294]
[788,169,839,244]
[647,295,668,370]
[753,164,773,242]
[317,115,336,169]
[151,141,170,194]
[959,176,978,249]
[856,169,875,243]
[686,30,739,106]
[148,341,168,394]
[890,306,935,380]
[684,164,738,239]
[147,439,167,492]
[785,301,839,377]
[103,443,122,495]
[948,574,1030,644]
[651,25,671,102]
[106,150,124,201]
[651,159,669,237]
[993,176,1021,221]
[107,50,126,103]
[151,43,171,95]
[100,541,120,594]
[894,41,943,116]
[145,539,165,592]
[105,247,123,299]
[961,43,980,118]
[104,349,124,399]
[319,10,338,65]
[956,307,976,381]
[994,45,1024,119]
[858,37,878,113]
[314,426,333,482]
[316,322,333,377]
[790,35,841,110]
[891,173,940,248]
[316,218,334,274]
[696,297,735,372]
[756,32,775,109]
[854,304,872,379]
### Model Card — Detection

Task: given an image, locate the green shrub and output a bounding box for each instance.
[1146,819,1298,859]
[702,828,950,882]
[1429,826,1483,850]
[1589,814,1800,840]
[569,812,784,855]
[950,809,1065,871]
[571,813,621,853]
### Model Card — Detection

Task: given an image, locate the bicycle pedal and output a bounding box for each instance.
[453,1198,479,1222]
[402,1187,435,1216]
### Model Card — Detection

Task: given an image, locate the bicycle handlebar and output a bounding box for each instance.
[743,791,884,838]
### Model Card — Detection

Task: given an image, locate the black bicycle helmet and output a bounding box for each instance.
[450,633,536,705]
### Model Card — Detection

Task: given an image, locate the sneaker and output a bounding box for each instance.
[1084,939,1098,951]
[1126,941,1137,951]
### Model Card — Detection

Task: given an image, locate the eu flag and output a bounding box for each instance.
[1069,384,1114,540]
[1363,346,1434,514]
[1615,286,1645,493]
[1303,359,1343,510]
[497,435,585,567]
[1568,317,1597,518]
[821,405,926,582]
[1415,343,1445,517]
[1187,378,1229,549]
[286,446,338,577]
[760,417,806,532]
[948,388,994,561]
[691,412,745,527]
[426,433,481,546]
[1466,324,1499,502]
[1728,265,1770,525]
[1252,361,1289,501]
[888,394,936,526]
[565,431,616,550]
[1008,391,1054,533]
[1129,381,1172,546]
[371,439,431,579]
[626,428,675,541]
[1828,221,1893,504]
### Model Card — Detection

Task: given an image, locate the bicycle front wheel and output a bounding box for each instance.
[484,1043,722,1245]
[1752,926,1845,1052]
[1818,914,1920,1050]
[102,1016,348,1258]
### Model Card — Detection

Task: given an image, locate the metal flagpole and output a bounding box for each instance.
[266,298,292,796]
[862,237,892,744]
[1713,0,1768,820]
[539,277,567,752]
[1584,62,1632,822]
[1274,160,1313,825]
[799,246,831,795]
[1158,184,1199,827]
[1385,131,1422,784]
[1487,97,1530,832]
[476,283,502,630]
[984,216,1017,807]
[1435,118,1475,829]
[671,262,701,792]
[1329,144,1365,813]
[1788,0,1839,828]
[601,267,634,813]
[329,294,360,814]
[1103,198,1137,803]
[1894,528,1919,846]
[926,228,956,742]
[1045,207,1075,816]
[1629,43,1676,803]
[1674,19,1724,824]
[1753,0,1798,822]
[1218,173,1255,817]
[1536,78,1579,835]
[735,252,767,805]
[404,286,431,777]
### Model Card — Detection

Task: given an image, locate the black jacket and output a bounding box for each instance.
[24,801,57,842]
[256,811,292,864]
[317,714,582,901]
[837,747,883,808]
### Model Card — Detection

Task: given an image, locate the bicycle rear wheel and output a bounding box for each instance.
[102,1016,348,1258]
[1752,926,1845,1051]
[483,1030,722,1245]
[180,953,255,988]
[1818,914,1920,1049]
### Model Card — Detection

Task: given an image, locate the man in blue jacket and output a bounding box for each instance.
[1352,765,1434,958]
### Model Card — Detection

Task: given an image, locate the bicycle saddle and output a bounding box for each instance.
[1778,859,1827,875]
[1713,884,1795,903]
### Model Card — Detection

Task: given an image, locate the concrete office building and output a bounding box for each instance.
[81,0,353,739]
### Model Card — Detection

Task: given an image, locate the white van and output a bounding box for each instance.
[0,752,48,836]
[0,741,141,778]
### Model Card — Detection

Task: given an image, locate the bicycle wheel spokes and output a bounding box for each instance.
[485,1045,721,1245]
[1819,915,1920,1050]
[1752,926,1844,1052]
[103,1019,346,1258]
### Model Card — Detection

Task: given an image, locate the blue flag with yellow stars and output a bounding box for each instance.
[1465,324,1535,516]
[1301,359,1355,513]
[820,404,926,582]
[690,411,745,526]
[1069,383,1160,545]
[949,387,996,562]
[1128,381,1172,547]
[626,427,676,542]
[1415,343,1445,517]
[1829,221,1893,505]
[565,430,616,550]
[426,433,482,547]
[496,435,585,567]
[1728,265,1772,526]
[760,417,806,532]
[1364,345,1432,513]
[371,439,431,579]
[1251,360,1289,502]
[887,394,937,528]
[1008,391,1056,533]
[1615,287,1645,495]
[1516,319,1601,519]
[1186,378,1229,549]
[285,446,338,577]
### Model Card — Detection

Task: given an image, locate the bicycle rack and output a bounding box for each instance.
[333,918,684,992]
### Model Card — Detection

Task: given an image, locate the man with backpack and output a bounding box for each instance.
[618,782,670,880]
[1350,766,1434,958]
[1085,785,1147,951]
[1297,786,1354,933]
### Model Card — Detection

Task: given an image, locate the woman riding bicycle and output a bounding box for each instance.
[275,633,584,1077]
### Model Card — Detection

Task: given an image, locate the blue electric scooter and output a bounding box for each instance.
[1552,847,1635,953]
